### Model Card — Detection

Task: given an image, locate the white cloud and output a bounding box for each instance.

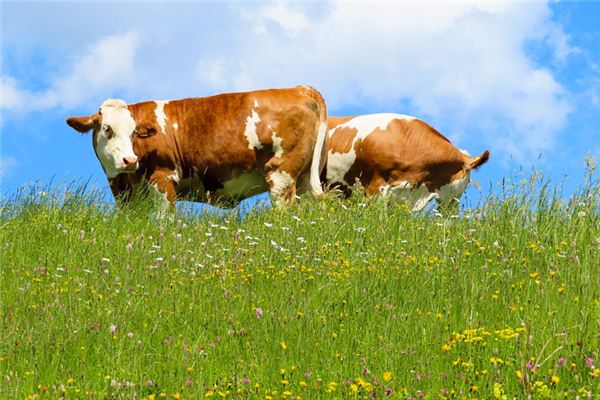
[1,32,139,112]
[194,2,573,160]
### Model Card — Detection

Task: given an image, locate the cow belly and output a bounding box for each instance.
[214,170,268,200]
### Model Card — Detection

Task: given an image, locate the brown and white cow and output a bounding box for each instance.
[66,86,328,207]
[324,114,489,211]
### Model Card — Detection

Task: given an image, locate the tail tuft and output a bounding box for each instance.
[467,150,490,170]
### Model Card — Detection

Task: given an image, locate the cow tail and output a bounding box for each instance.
[302,86,328,196]
[466,150,490,171]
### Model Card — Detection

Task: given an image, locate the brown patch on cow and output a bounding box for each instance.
[329,126,358,155]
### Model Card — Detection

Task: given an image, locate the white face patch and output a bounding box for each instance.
[244,102,263,151]
[326,113,416,186]
[214,170,268,200]
[95,99,137,179]
[436,173,470,205]
[155,101,169,135]
[381,181,438,212]
[268,170,294,205]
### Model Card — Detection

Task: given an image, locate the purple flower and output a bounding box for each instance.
[418,390,424,398]
[558,357,566,367]
[242,377,250,385]
[146,379,154,387]
[362,368,370,375]
[255,308,263,319]
[186,379,193,387]
[385,387,392,396]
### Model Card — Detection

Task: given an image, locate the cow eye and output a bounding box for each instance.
[104,125,113,139]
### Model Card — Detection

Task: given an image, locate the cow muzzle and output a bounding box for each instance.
[120,155,139,172]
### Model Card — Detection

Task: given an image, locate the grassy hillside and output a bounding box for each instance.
[1,173,599,400]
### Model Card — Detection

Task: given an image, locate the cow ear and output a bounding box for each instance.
[135,122,157,138]
[66,113,100,134]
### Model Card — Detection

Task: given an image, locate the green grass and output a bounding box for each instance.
[1,171,599,400]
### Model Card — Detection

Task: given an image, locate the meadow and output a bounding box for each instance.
[1,167,598,400]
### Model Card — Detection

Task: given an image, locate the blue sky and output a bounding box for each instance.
[1,1,599,207]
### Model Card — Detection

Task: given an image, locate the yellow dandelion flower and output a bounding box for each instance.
[551,375,560,385]
[204,390,214,398]
[280,341,287,350]
[172,393,181,400]
[351,384,358,393]
[383,371,392,382]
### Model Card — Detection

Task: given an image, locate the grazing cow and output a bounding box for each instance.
[325,114,489,211]
[66,86,328,207]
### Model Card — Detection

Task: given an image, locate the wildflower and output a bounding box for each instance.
[280,341,287,350]
[127,332,134,339]
[172,393,181,399]
[551,376,560,385]
[255,308,263,319]
[558,357,566,367]
[585,358,594,368]
[146,379,155,387]
[109,324,117,334]
[186,379,193,387]
[526,360,537,370]
[383,371,392,382]
[385,387,392,396]
[417,390,424,398]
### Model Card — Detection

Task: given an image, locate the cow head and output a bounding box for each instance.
[66,99,138,178]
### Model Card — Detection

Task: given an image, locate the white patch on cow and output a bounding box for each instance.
[155,101,169,135]
[381,181,438,212]
[167,170,180,184]
[308,121,327,195]
[436,173,470,205]
[244,103,263,151]
[215,170,268,200]
[268,170,294,205]
[326,113,415,186]
[95,99,138,179]
[172,123,178,130]
[271,131,283,157]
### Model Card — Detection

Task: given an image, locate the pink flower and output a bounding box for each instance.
[417,390,424,398]
[526,360,536,370]
[586,358,594,368]
[186,379,193,387]
[255,308,263,319]
[109,324,117,334]
[385,387,392,396]
[558,357,566,367]
[146,379,154,387]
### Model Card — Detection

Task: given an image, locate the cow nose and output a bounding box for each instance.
[123,156,138,167]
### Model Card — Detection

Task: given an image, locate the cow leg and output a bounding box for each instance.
[148,170,177,213]
[266,169,296,206]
